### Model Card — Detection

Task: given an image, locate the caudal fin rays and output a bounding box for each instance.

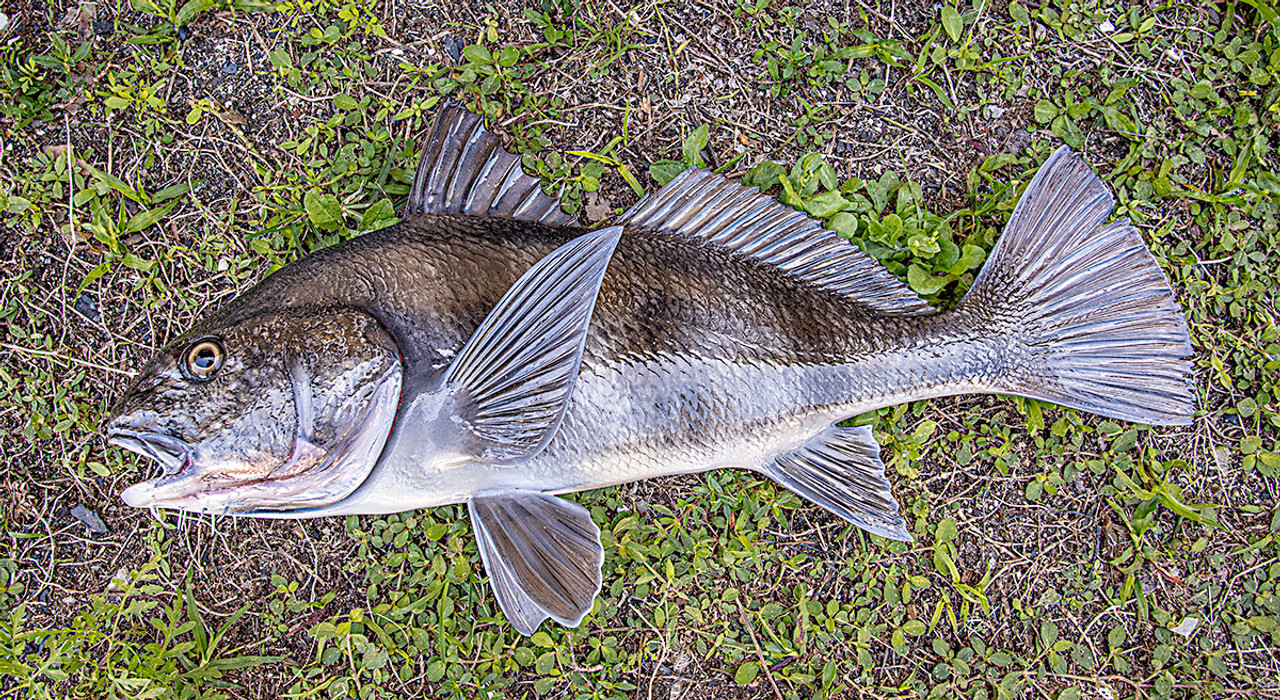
[957,147,1195,426]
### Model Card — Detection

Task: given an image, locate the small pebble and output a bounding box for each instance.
[443,35,463,63]
[0,12,10,32]
[221,59,239,74]
[1171,617,1200,638]
[177,26,190,41]
[74,293,100,322]
[71,504,108,535]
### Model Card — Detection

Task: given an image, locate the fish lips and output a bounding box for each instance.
[109,429,194,507]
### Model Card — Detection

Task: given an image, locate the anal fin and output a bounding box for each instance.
[469,491,605,636]
[762,425,912,541]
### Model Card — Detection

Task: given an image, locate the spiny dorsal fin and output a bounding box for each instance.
[444,227,622,464]
[407,104,573,225]
[761,424,912,541]
[469,491,604,636]
[620,169,933,316]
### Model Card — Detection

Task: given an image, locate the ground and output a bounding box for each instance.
[0,0,1277,698]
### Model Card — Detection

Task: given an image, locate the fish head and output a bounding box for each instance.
[109,309,403,515]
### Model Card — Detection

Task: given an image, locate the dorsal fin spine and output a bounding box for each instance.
[621,167,933,316]
[407,104,573,225]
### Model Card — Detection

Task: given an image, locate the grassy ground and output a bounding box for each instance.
[1,0,1278,698]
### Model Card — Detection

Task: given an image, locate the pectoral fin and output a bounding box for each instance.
[469,491,605,636]
[762,424,913,541]
[444,226,622,464]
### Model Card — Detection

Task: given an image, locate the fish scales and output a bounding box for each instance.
[108,104,1194,636]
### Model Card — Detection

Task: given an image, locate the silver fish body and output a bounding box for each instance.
[109,105,1195,635]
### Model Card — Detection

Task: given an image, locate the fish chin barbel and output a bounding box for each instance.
[109,104,1194,636]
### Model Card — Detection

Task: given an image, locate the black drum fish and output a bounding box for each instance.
[107,105,1194,635]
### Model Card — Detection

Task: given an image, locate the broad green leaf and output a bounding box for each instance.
[304,189,344,232]
[462,44,493,65]
[941,6,963,42]
[648,160,687,186]
[935,517,958,543]
[803,190,849,219]
[907,264,949,295]
[359,198,398,232]
[743,161,787,190]
[175,0,217,27]
[1034,101,1058,124]
[682,123,710,168]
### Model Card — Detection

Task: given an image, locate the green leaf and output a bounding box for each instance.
[462,44,493,65]
[203,655,284,671]
[83,163,143,203]
[1009,2,1029,25]
[947,244,986,274]
[734,661,760,685]
[907,264,949,295]
[269,48,292,71]
[334,93,358,111]
[530,631,555,648]
[174,0,216,27]
[152,181,196,203]
[682,123,710,168]
[6,196,32,213]
[122,201,179,234]
[743,161,787,190]
[1025,479,1043,501]
[358,198,398,232]
[828,212,859,237]
[900,619,927,635]
[933,547,959,583]
[802,190,849,219]
[1034,101,1059,124]
[935,517,958,543]
[304,189,343,232]
[941,6,963,42]
[649,160,687,186]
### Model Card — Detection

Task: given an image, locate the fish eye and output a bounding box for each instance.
[183,339,225,381]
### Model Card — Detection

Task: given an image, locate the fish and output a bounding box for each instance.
[107,104,1195,636]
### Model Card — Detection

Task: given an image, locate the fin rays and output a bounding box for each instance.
[761,425,912,542]
[469,492,604,636]
[407,104,573,225]
[621,168,934,316]
[957,147,1194,426]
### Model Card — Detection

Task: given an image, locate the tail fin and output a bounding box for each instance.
[957,147,1195,426]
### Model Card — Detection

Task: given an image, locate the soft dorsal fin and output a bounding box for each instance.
[469,490,604,636]
[444,226,622,464]
[621,169,933,316]
[407,104,573,225]
[761,424,912,541]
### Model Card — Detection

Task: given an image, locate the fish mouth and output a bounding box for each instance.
[109,429,197,508]
[108,429,191,475]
